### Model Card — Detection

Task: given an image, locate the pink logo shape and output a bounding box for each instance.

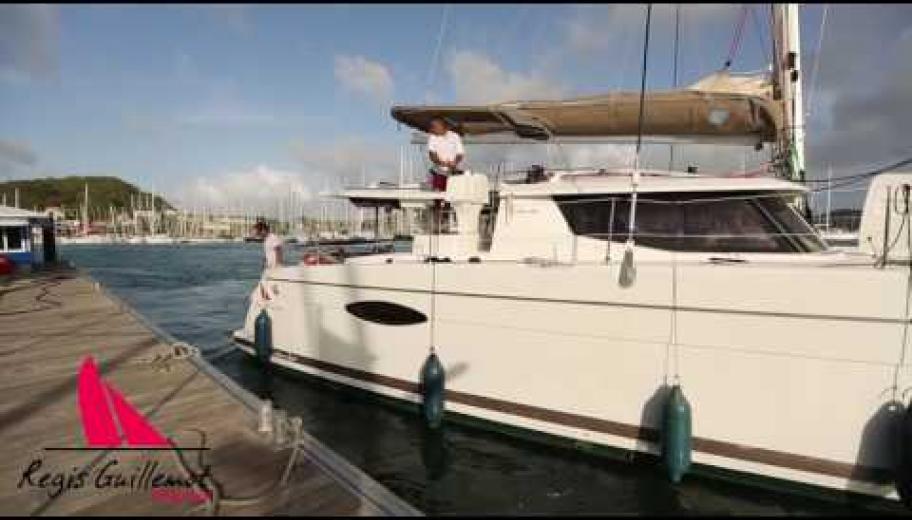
[76,356,169,448]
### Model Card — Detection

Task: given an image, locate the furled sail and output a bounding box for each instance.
[391,71,782,144]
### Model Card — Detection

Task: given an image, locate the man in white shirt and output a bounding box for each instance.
[426,117,465,234]
[427,117,465,192]
[257,221,283,269]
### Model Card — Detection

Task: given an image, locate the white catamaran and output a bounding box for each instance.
[233,5,912,503]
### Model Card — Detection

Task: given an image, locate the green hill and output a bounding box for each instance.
[0,176,173,217]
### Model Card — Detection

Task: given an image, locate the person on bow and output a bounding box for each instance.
[257,220,283,270]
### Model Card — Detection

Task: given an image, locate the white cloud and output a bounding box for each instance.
[289,136,400,188]
[171,165,312,215]
[202,5,252,35]
[170,135,404,216]
[177,100,278,128]
[0,139,38,179]
[446,50,564,104]
[564,4,643,54]
[0,5,58,83]
[334,55,394,103]
[0,139,38,166]
[565,4,737,54]
[554,4,747,93]
[166,83,284,129]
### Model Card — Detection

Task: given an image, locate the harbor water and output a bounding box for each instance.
[60,243,899,515]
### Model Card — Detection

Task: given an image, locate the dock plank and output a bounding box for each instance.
[0,269,420,516]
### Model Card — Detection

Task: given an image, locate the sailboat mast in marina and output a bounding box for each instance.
[82,182,89,236]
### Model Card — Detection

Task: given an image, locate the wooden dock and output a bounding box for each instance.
[0,266,421,516]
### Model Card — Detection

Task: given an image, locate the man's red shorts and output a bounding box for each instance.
[429,172,448,191]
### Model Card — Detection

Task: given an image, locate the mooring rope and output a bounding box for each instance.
[173,419,304,516]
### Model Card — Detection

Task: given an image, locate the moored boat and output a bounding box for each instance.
[232,3,912,505]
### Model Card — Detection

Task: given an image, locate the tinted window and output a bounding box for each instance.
[554,192,823,253]
[4,227,23,251]
[756,197,826,251]
[680,198,788,252]
[612,198,683,250]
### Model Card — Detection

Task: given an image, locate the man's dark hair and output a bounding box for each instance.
[255,219,269,233]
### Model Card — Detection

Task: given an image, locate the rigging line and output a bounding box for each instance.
[425,4,451,100]
[634,4,652,163]
[805,4,829,121]
[891,188,912,401]
[749,5,771,66]
[807,177,872,193]
[428,201,442,353]
[672,250,680,383]
[724,5,750,69]
[626,3,651,247]
[882,206,908,262]
[802,155,912,187]
[669,3,681,172]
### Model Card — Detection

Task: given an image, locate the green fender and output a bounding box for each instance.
[663,384,692,484]
[254,309,272,364]
[420,352,446,429]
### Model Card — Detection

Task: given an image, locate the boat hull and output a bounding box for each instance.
[234,258,910,503]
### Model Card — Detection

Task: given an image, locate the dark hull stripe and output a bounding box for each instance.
[233,337,893,484]
[267,278,908,325]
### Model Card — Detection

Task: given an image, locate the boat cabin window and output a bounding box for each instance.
[2,226,25,252]
[554,192,825,253]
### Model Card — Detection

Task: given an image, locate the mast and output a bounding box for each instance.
[773,3,806,185]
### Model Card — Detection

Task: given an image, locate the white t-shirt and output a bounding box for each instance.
[428,130,465,167]
[263,233,283,268]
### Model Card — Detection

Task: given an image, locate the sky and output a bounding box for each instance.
[1,4,911,213]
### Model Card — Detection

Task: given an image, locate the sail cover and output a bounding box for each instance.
[391,72,782,143]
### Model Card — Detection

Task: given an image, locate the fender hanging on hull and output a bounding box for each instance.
[421,352,446,429]
[663,384,692,484]
[896,401,912,507]
[254,309,273,364]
